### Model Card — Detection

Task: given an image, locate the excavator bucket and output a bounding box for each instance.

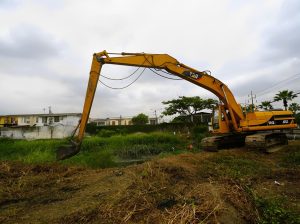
[56,142,80,160]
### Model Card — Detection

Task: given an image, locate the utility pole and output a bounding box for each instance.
[154,110,158,125]
[248,91,256,112]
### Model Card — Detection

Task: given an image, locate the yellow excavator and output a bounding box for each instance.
[56,51,297,160]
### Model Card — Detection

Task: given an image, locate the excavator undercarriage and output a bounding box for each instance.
[245,132,288,153]
[201,132,289,153]
[201,134,247,152]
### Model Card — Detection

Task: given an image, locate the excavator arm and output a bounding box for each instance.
[56,51,246,160]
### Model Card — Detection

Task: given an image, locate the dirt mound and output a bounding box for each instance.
[1,143,299,223]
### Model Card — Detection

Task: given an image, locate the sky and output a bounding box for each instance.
[0,0,299,120]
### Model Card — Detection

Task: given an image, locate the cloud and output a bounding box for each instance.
[262,0,300,63]
[0,0,20,9]
[0,24,64,59]
[214,0,300,106]
[0,0,299,117]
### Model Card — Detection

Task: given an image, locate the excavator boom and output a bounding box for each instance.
[56,51,297,160]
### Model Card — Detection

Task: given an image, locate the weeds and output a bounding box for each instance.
[62,150,116,168]
[255,197,300,224]
[0,132,186,168]
[210,155,270,179]
[280,150,300,167]
[0,138,63,163]
[195,154,270,181]
[96,129,118,137]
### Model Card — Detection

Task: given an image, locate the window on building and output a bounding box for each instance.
[12,117,16,125]
[22,117,29,124]
[97,121,105,126]
[150,120,156,125]
[54,116,59,122]
[112,121,115,126]
[42,117,47,124]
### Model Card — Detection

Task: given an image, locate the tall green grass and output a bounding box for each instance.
[63,132,185,167]
[0,132,186,168]
[0,138,64,163]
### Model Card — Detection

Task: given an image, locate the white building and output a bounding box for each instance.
[0,113,82,139]
[90,116,158,126]
[14,113,81,127]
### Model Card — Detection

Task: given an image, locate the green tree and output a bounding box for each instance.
[274,90,297,110]
[162,96,217,123]
[288,103,300,114]
[204,98,219,111]
[243,104,253,113]
[131,113,149,125]
[295,113,300,126]
[258,101,273,110]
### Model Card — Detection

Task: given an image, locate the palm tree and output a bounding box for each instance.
[288,102,300,114]
[274,90,298,110]
[258,101,273,111]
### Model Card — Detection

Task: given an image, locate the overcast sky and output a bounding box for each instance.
[0,0,299,119]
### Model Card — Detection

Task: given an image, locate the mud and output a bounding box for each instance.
[0,142,299,223]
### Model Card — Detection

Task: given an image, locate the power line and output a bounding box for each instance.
[256,73,300,97]
[256,89,300,105]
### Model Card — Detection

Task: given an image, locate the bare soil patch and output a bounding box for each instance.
[1,141,299,223]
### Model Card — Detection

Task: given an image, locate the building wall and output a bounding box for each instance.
[149,118,158,125]
[62,115,81,126]
[17,116,38,126]
[92,117,158,126]
[17,114,80,127]
[0,117,5,127]
[107,118,132,126]
[0,116,18,127]
[0,126,78,139]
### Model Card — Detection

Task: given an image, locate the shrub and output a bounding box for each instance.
[256,197,300,224]
[97,129,117,137]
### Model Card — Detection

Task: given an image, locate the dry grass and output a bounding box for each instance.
[1,142,300,223]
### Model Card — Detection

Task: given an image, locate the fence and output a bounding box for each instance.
[0,125,76,139]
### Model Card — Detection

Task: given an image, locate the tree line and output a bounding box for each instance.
[132,89,299,125]
[258,90,299,113]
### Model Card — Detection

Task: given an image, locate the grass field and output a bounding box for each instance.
[0,133,299,223]
[0,132,187,168]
